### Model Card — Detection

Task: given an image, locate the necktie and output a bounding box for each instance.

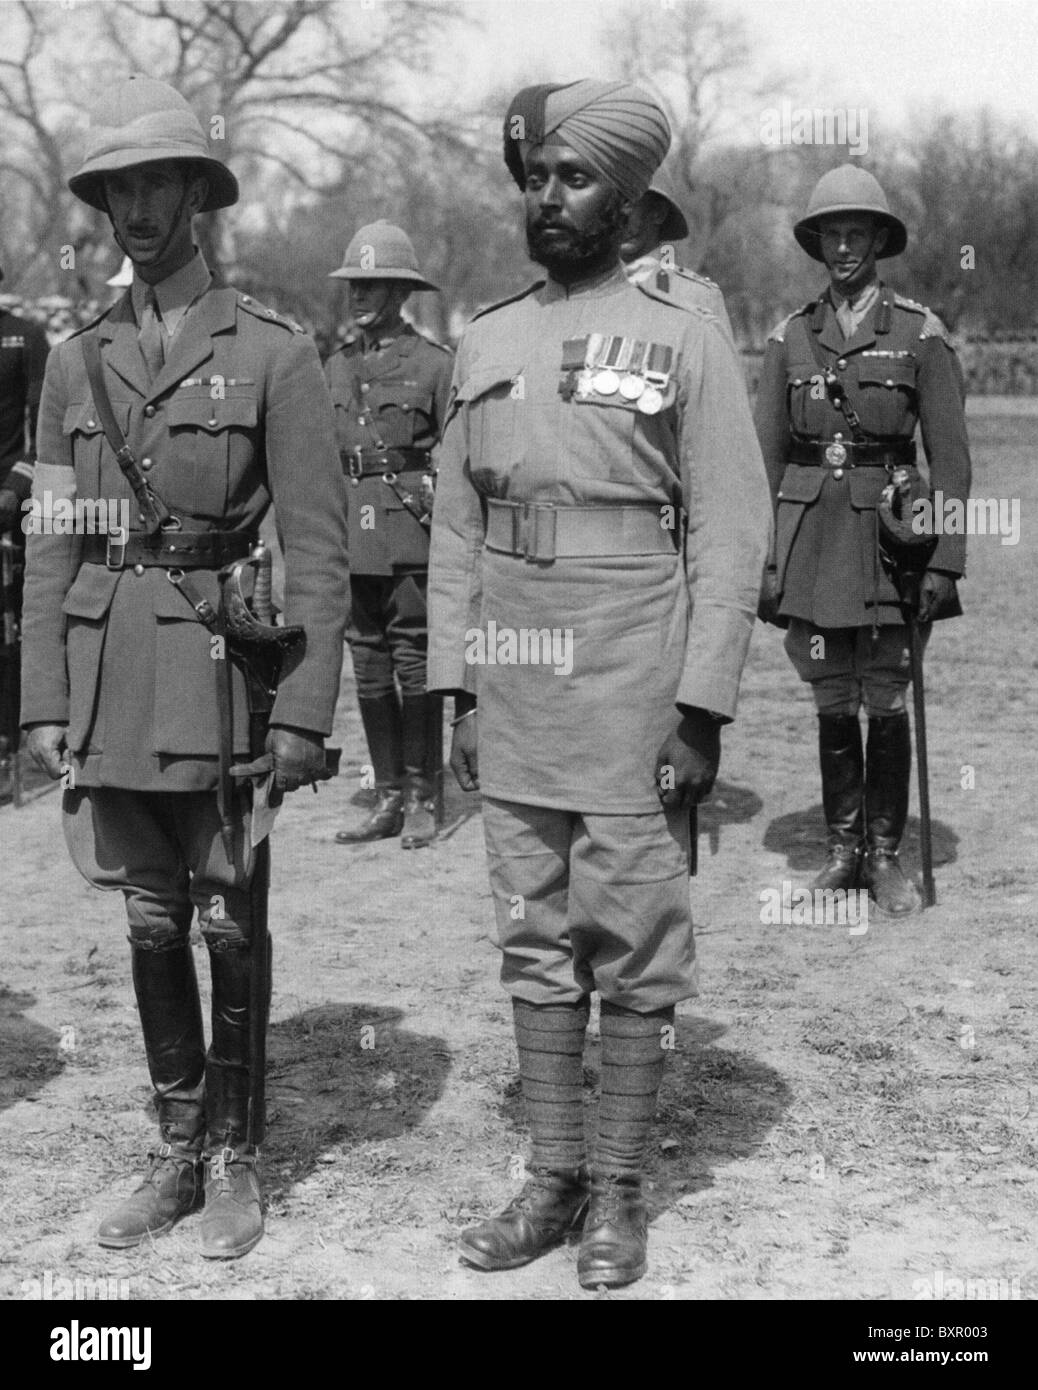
[836,297,857,339]
[138,286,165,380]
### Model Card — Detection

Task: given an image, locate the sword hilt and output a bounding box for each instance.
[251,542,274,624]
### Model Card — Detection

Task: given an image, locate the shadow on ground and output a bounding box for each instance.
[262,1003,450,1199]
[764,804,960,878]
[0,986,66,1114]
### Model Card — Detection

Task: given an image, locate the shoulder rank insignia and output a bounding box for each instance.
[768,299,817,344]
[673,265,718,289]
[1,335,26,349]
[894,294,953,344]
[238,293,305,333]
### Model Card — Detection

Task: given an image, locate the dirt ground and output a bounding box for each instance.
[1,403,1034,1304]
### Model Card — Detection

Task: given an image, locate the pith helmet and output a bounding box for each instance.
[328,221,438,291]
[68,74,239,213]
[643,156,690,242]
[794,164,907,260]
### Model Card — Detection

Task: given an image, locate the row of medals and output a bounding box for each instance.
[572,335,669,415]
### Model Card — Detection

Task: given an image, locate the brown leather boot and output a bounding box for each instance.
[336,692,404,842]
[578,1173,648,1289]
[811,714,864,892]
[400,774,436,849]
[98,1099,204,1248]
[863,714,920,916]
[99,942,206,1248]
[199,943,264,1259]
[459,1167,589,1270]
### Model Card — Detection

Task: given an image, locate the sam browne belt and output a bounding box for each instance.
[342,446,432,479]
[789,436,916,470]
[83,529,256,571]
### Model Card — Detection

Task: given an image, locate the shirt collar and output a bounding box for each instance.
[131,251,212,337]
[829,278,880,314]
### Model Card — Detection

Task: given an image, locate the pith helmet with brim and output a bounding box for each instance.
[643,155,690,242]
[328,221,439,291]
[68,74,239,213]
[794,164,907,260]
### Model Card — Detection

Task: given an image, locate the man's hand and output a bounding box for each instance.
[26,723,68,779]
[917,570,958,623]
[449,705,479,792]
[0,488,21,532]
[655,709,721,811]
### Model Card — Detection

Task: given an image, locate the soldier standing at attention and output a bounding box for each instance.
[428,80,770,1289]
[620,160,736,347]
[326,223,452,850]
[21,76,348,1257]
[754,165,970,916]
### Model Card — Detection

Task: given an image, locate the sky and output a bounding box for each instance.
[433,0,1038,141]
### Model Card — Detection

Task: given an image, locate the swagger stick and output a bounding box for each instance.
[904,578,936,908]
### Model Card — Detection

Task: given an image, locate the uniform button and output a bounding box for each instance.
[144,404,156,417]
[138,514,147,525]
[402,403,411,411]
[133,563,145,576]
[208,416,218,426]
[833,468,844,480]
[837,359,847,370]
[885,378,894,387]
[360,382,370,393]
[241,295,252,303]
[793,378,802,386]
[141,457,153,471]
[86,418,96,428]
[375,440,386,449]
[266,309,276,319]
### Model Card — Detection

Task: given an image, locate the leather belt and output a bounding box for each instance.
[789,437,916,469]
[485,499,678,562]
[82,530,257,571]
[342,447,432,479]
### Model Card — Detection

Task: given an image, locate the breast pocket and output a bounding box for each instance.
[453,365,524,483]
[377,390,435,446]
[63,400,132,499]
[167,388,259,518]
[855,360,918,434]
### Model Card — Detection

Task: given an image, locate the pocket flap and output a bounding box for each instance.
[856,361,916,389]
[777,464,825,505]
[63,400,131,437]
[168,393,258,431]
[453,365,524,404]
[60,564,120,619]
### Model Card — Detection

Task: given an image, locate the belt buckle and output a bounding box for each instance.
[825,441,847,468]
[347,449,363,479]
[106,525,127,570]
[525,505,556,562]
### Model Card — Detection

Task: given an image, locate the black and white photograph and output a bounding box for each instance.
[0,0,1034,1333]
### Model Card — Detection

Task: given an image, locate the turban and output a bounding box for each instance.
[503,80,671,203]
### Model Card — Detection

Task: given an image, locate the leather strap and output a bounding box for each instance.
[788,438,916,469]
[342,446,432,479]
[82,530,256,570]
[81,333,174,533]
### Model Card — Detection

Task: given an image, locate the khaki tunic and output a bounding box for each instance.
[428,263,771,815]
[21,286,349,790]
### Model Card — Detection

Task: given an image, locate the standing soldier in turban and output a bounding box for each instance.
[428,79,771,1289]
[326,223,452,849]
[21,76,348,1256]
[755,165,971,915]
[620,158,736,347]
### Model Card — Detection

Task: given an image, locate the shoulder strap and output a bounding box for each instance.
[80,333,172,534]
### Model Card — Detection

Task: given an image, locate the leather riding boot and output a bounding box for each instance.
[400,693,438,849]
[336,692,404,842]
[863,713,919,917]
[811,713,864,892]
[98,941,205,1247]
[200,945,264,1258]
[459,1166,589,1271]
[578,1173,649,1289]
[578,1002,672,1288]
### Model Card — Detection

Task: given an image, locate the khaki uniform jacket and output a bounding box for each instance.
[20,286,349,790]
[325,324,453,575]
[754,285,971,628]
[427,263,771,815]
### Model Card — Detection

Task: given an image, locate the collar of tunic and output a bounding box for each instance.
[131,250,212,342]
[540,261,630,303]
